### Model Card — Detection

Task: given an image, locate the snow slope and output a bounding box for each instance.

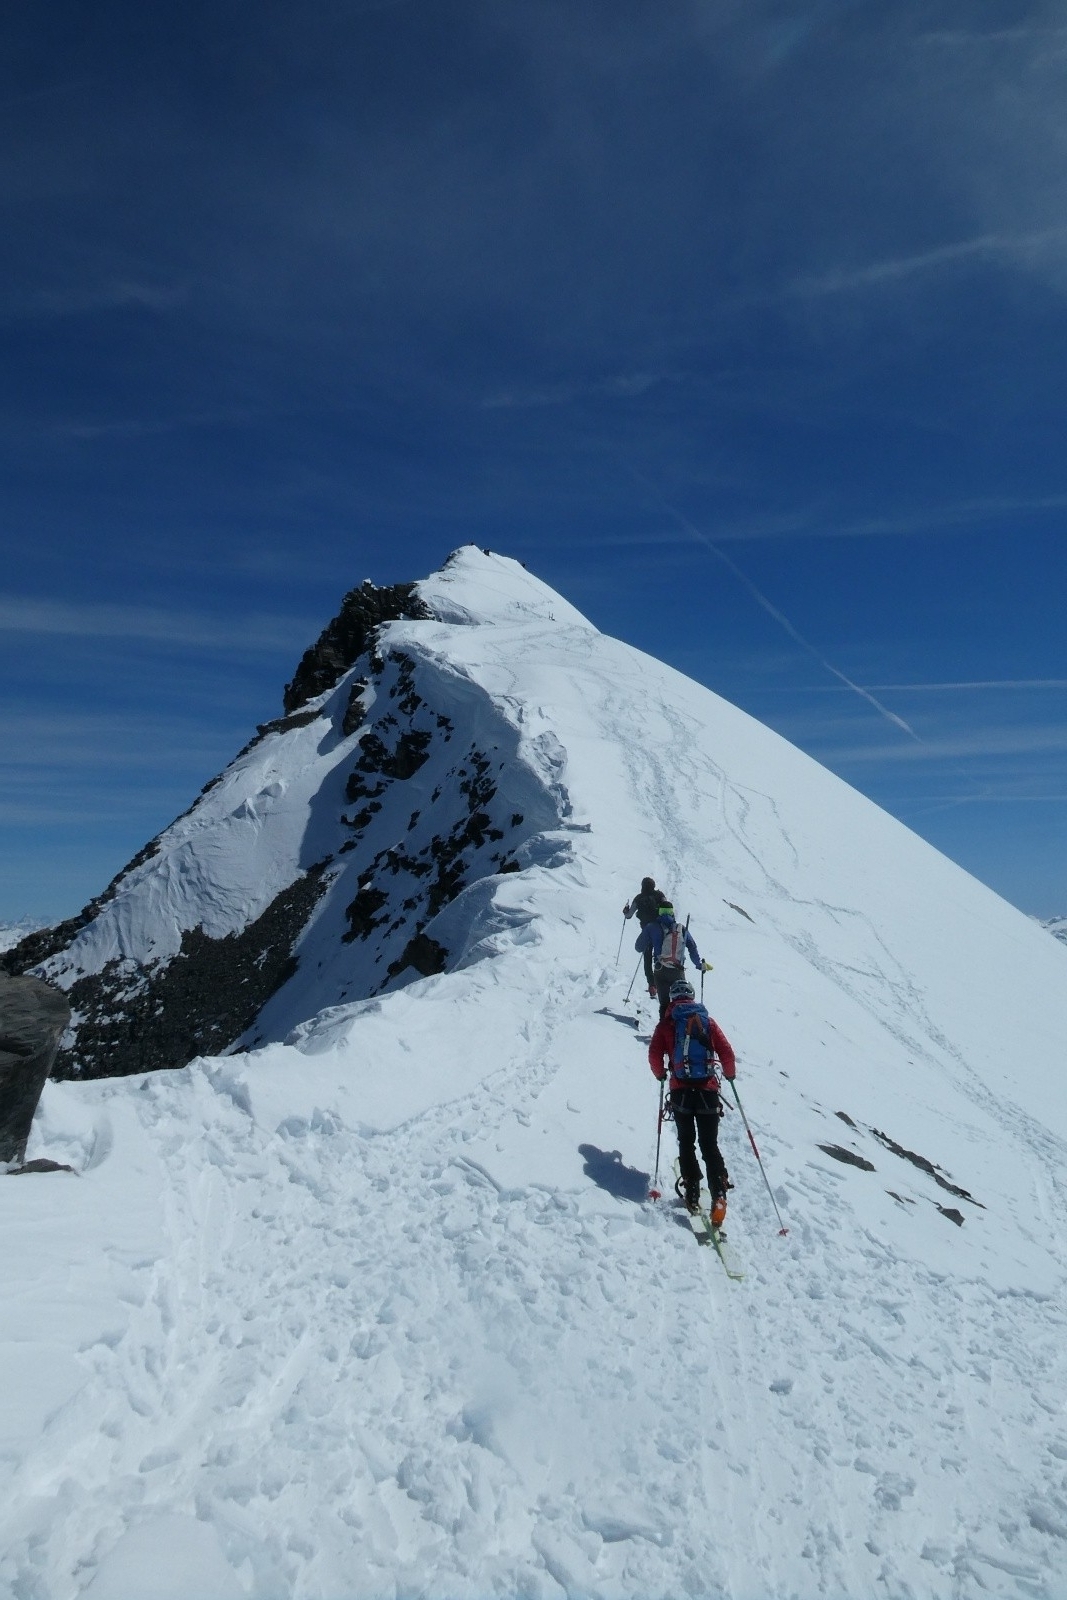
[4,548,1067,1600]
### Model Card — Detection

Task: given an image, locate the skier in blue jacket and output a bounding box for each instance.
[636,901,710,1017]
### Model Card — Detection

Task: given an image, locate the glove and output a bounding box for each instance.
[623,902,631,916]
[701,959,712,973]
[722,1065,735,1081]
[648,985,656,998]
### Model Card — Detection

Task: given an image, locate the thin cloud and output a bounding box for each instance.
[0,709,242,767]
[0,76,100,111]
[628,473,921,742]
[906,793,1067,807]
[700,493,1067,544]
[705,545,920,740]
[50,404,267,441]
[872,680,1067,692]
[0,597,314,654]
[897,791,1067,823]
[791,228,1067,299]
[344,0,419,12]
[558,492,1067,547]
[919,27,1067,45]
[482,372,672,410]
[0,800,165,824]
[825,725,1067,764]
[717,491,1067,544]
[826,494,1067,538]
[779,680,1067,693]
[20,281,189,321]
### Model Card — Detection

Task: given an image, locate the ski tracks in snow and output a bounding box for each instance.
[8,597,1067,1597]
[13,1022,1067,1600]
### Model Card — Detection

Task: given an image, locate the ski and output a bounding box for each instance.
[685,1208,712,1247]
[667,1164,743,1280]
[708,1220,744,1281]
[687,1206,744,1281]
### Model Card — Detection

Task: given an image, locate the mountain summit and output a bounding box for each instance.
[6,545,1067,1598]
[4,549,578,1076]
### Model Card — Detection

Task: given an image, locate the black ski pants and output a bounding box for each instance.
[654,962,683,1018]
[672,1086,729,1195]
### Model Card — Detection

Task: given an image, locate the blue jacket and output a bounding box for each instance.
[636,914,701,968]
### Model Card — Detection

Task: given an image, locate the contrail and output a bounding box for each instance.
[633,476,921,742]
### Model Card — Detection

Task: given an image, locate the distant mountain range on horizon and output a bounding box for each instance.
[0,918,43,955]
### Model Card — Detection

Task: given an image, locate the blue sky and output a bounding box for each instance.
[2,0,1065,923]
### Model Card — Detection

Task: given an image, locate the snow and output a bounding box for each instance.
[4,547,1067,1599]
[40,709,346,975]
[0,918,41,954]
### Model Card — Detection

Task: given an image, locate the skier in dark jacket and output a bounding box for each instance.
[636,902,709,1017]
[649,978,735,1223]
[623,876,661,929]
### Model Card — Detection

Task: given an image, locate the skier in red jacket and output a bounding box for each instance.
[649,978,736,1225]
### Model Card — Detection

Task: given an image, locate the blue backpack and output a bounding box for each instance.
[671,1000,718,1082]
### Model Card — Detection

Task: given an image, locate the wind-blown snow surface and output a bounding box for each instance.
[5,549,1067,1600]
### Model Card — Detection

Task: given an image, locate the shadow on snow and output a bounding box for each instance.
[578,1144,650,1203]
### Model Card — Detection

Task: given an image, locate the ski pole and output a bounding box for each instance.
[649,1077,666,1200]
[729,1081,789,1236]
[624,956,642,1003]
[614,915,626,967]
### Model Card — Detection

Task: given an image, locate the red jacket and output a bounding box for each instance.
[649,1001,736,1090]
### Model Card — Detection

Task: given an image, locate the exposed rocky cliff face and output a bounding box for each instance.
[283,580,431,714]
[49,867,331,1080]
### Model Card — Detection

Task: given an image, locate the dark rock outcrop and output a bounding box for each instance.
[386,933,448,983]
[0,973,71,1166]
[51,866,330,1080]
[9,1157,75,1175]
[817,1143,876,1172]
[869,1126,981,1207]
[283,581,431,715]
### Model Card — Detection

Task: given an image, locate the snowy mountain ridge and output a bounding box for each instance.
[4,547,1067,1600]
[5,553,578,1076]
